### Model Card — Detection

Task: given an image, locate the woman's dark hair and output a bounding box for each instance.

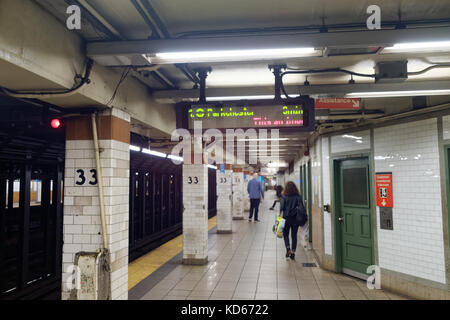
[282,181,300,197]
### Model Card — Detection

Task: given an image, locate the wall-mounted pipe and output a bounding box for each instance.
[91,113,108,250]
[308,101,450,147]
[91,113,111,299]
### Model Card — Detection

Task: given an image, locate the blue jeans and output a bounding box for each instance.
[249,198,261,220]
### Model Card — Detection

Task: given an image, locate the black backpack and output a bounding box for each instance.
[290,197,308,227]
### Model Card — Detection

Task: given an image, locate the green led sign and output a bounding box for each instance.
[188,104,305,129]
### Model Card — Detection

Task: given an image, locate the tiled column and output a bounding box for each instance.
[182,159,208,265]
[243,171,250,212]
[216,164,233,234]
[232,168,244,220]
[62,108,130,300]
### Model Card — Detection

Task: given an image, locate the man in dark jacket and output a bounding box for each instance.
[247,173,264,222]
[269,185,283,210]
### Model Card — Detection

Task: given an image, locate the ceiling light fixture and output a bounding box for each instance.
[346,89,450,98]
[145,47,319,64]
[168,155,184,162]
[129,145,141,152]
[342,134,362,140]
[238,138,290,142]
[382,41,450,53]
[207,95,275,101]
[142,148,167,159]
[267,162,288,168]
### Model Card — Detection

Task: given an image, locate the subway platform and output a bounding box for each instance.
[129,192,408,300]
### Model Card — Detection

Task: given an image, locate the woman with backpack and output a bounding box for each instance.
[280,181,307,260]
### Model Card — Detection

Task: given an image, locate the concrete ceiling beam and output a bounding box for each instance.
[87,26,450,57]
[151,80,450,102]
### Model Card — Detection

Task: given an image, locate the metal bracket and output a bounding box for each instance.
[268,64,287,102]
[194,67,212,103]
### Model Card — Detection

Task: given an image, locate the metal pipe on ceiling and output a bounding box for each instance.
[130,0,200,85]
[309,101,450,150]
[151,80,450,102]
[76,0,122,38]
[174,18,450,39]
[75,0,175,89]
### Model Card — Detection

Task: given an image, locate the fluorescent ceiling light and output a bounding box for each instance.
[207,95,275,101]
[168,155,184,163]
[130,145,141,152]
[146,47,319,63]
[342,134,362,140]
[383,41,450,53]
[142,148,167,158]
[238,138,290,142]
[208,165,218,170]
[268,162,288,168]
[346,89,450,98]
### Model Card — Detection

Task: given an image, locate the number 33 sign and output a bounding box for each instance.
[76,169,98,186]
[187,177,199,185]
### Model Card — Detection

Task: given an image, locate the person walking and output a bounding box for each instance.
[280,181,305,260]
[247,173,264,222]
[269,184,283,210]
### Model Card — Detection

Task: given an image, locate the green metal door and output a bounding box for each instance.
[338,158,373,276]
[307,161,312,242]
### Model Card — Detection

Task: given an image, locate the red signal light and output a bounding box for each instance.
[51,119,61,129]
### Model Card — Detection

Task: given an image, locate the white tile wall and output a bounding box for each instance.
[321,137,333,256]
[243,173,250,211]
[311,141,322,208]
[374,118,446,284]
[232,172,244,219]
[331,130,370,154]
[63,138,130,300]
[216,169,233,232]
[443,115,450,140]
[182,164,209,261]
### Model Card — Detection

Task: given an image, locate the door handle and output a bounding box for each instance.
[338,217,344,222]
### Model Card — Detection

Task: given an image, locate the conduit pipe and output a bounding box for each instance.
[91,113,112,299]
[1,59,94,99]
[309,101,450,145]
[91,113,108,250]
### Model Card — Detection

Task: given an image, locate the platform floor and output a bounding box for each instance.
[129,192,408,300]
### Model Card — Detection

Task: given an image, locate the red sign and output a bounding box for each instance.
[315,98,361,109]
[376,173,393,208]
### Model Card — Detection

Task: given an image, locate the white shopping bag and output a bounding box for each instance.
[299,222,310,249]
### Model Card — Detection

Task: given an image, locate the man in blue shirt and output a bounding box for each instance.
[247,173,264,222]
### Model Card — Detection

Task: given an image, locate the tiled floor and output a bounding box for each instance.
[136,193,409,300]
[128,217,218,290]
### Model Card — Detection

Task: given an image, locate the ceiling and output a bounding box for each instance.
[35,0,450,167]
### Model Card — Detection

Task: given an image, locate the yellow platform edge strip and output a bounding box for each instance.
[128,216,217,290]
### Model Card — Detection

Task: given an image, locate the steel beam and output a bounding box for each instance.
[87,27,450,57]
[151,80,450,102]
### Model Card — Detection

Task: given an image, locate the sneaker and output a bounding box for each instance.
[290,252,295,260]
[248,219,252,222]
[269,208,274,210]
[254,219,260,222]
